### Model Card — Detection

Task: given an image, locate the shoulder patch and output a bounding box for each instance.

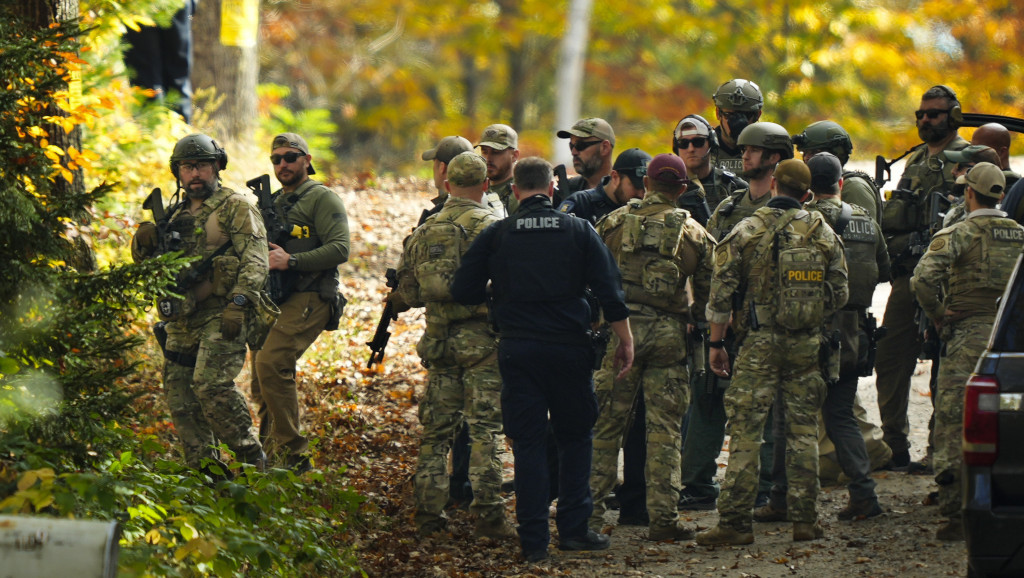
[558,201,574,213]
[715,251,728,266]
[929,237,946,251]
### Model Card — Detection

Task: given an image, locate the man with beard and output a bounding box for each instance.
[422,136,507,221]
[672,114,747,225]
[711,79,764,174]
[250,133,350,472]
[557,147,651,225]
[556,118,616,204]
[132,133,268,473]
[876,85,968,472]
[478,124,521,213]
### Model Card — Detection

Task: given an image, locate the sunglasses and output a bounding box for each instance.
[270,151,304,165]
[676,137,708,150]
[569,140,602,153]
[915,108,951,120]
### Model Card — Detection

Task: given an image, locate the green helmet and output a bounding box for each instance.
[170,133,228,177]
[792,120,853,165]
[737,122,793,160]
[712,79,763,112]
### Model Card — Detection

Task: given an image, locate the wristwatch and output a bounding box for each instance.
[287,255,298,269]
[232,294,249,307]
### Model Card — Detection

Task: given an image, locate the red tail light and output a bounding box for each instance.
[964,374,1000,466]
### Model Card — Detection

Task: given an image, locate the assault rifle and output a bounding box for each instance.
[678,184,712,227]
[875,112,1024,188]
[248,174,290,303]
[366,268,399,369]
[143,187,182,256]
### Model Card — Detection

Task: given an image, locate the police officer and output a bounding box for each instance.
[557,147,651,224]
[132,133,267,471]
[696,159,848,545]
[711,79,764,174]
[792,120,883,223]
[911,162,1024,541]
[672,114,747,225]
[422,135,506,220]
[477,124,521,214]
[251,133,350,472]
[391,152,514,540]
[556,118,617,203]
[754,153,888,524]
[942,145,1002,228]
[589,154,715,541]
[451,156,634,563]
[876,85,969,471]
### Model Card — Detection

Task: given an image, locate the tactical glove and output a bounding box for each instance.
[221,303,246,340]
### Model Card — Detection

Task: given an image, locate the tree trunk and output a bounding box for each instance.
[192,0,259,141]
[553,0,593,167]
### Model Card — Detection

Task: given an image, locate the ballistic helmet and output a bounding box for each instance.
[712,79,764,112]
[793,121,853,165]
[737,122,793,160]
[170,133,228,177]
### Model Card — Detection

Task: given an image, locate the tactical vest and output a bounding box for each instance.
[408,215,470,303]
[612,200,691,313]
[946,216,1024,315]
[883,140,966,235]
[747,209,830,331]
[709,188,768,242]
[841,171,882,222]
[810,200,879,309]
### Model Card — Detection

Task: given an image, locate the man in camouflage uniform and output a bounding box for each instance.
[132,133,267,471]
[672,114,747,226]
[876,85,969,471]
[697,159,848,545]
[477,124,521,214]
[556,117,616,204]
[422,136,506,220]
[391,152,514,540]
[711,79,764,174]
[793,120,883,223]
[910,162,1024,541]
[755,153,888,523]
[250,133,350,473]
[589,154,715,541]
[942,145,1001,228]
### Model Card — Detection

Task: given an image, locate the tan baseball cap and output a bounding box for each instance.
[447,152,488,187]
[271,132,316,175]
[557,117,616,147]
[422,136,473,164]
[957,162,1006,198]
[476,124,518,151]
[774,159,811,192]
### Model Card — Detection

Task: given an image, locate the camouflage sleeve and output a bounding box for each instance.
[910,228,955,322]
[680,223,715,323]
[823,227,849,316]
[705,224,747,324]
[225,194,269,302]
[296,187,350,270]
[393,231,421,310]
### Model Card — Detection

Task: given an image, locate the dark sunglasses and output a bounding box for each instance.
[915,108,951,120]
[270,151,303,165]
[676,137,708,150]
[569,139,602,153]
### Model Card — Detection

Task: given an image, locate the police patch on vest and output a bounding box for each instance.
[787,269,824,282]
[929,238,946,251]
[516,216,560,230]
[842,218,876,243]
[993,227,1024,242]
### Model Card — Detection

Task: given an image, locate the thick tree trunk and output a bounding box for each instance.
[191,0,259,141]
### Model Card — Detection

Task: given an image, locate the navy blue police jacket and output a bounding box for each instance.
[451,194,629,343]
[556,176,620,225]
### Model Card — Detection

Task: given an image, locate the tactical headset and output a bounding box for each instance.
[672,114,719,155]
[930,84,963,129]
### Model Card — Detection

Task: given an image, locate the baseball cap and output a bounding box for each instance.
[945,144,1000,166]
[271,133,316,174]
[446,152,488,187]
[774,159,812,192]
[957,162,1006,198]
[612,148,652,182]
[557,118,616,147]
[476,124,518,151]
[422,136,473,164]
[807,152,843,195]
[674,116,711,139]
[646,153,688,185]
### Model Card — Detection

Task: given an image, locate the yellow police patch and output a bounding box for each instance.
[929,238,946,251]
[715,251,728,266]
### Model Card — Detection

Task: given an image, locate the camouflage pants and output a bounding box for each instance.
[413,320,504,529]
[590,312,689,530]
[934,317,993,517]
[718,330,826,531]
[163,307,262,468]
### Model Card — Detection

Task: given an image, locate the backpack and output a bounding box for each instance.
[408,215,470,303]
[751,209,829,331]
[616,202,689,307]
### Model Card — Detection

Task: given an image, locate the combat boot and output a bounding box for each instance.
[936,517,964,541]
[753,503,788,522]
[696,524,755,546]
[648,521,696,542]
[474,517,517,540]
[837,498,883,521]
[792,522,824,541]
